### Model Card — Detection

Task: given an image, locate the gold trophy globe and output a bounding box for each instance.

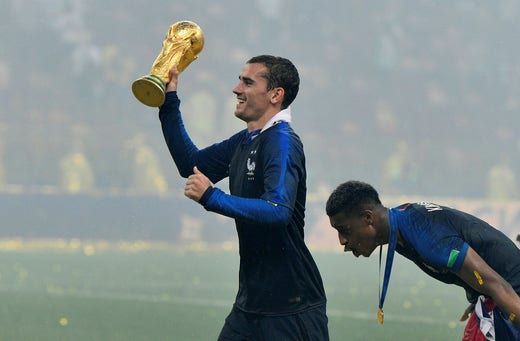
[132,21,204,107]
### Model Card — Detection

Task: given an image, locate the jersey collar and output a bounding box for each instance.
[260,106,292,134]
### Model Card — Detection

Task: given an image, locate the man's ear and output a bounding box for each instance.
[363,210,374,225]
[270,87,284,105]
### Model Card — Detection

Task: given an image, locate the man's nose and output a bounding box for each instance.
[233,83,243,94]
[338,232,347,246]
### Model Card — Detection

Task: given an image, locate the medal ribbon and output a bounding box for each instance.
[378,221,397,324]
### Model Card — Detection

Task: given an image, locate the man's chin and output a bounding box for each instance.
[344,248,368,258]
[234,111,246,121]
[353,249,373,258]
[365,248,377,257]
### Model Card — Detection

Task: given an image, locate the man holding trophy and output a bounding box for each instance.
[139,20,329,341]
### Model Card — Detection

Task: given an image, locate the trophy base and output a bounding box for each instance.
[132,75,166,107]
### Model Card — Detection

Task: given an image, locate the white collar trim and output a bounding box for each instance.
[260,106,292,134]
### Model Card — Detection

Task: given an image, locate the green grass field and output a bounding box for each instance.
[0,243,467,340]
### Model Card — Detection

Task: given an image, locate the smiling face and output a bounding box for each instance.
[232,63,282,130]
[329,210,380,258]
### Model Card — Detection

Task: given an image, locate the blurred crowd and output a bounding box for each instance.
[0,0,518,200]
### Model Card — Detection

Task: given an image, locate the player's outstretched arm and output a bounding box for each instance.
[456,247,520,329]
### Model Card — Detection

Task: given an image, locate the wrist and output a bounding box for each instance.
[199,186,216,206]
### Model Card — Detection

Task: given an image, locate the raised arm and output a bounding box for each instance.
[158,66,199,178]
[158,66,232,182]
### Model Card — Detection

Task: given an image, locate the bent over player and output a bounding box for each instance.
[326,180,520,340]
[159,55,328,340]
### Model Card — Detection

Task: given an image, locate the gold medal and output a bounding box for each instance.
[378,308,384,325]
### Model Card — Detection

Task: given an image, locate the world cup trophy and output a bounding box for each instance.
[132,21,204,107]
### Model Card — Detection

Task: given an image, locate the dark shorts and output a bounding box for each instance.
[217,305,329,341]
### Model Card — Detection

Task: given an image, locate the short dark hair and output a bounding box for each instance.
[247,55,299,109]
[326,180,382,217]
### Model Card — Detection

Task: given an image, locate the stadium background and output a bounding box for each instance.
[1,1,519,340]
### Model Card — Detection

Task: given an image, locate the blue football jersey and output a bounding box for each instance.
[389,202,520,303]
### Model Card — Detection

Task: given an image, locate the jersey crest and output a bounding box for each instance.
[246,149,257,180]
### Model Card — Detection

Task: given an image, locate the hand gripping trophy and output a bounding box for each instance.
[132,21,204,107]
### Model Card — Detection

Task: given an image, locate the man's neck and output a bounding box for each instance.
[246,107,292,133]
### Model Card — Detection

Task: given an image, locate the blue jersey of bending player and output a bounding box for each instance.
[389,202,520,303]
[390,202,520,338]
